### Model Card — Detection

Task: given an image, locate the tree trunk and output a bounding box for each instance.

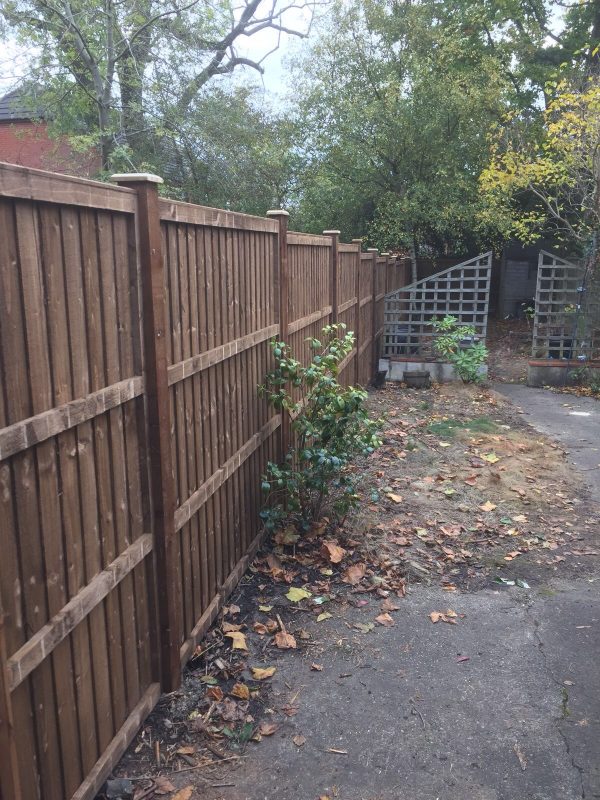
[409,236,418,283]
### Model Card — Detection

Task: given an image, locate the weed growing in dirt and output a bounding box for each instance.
[427,416,499,437]
[259,324,383,532]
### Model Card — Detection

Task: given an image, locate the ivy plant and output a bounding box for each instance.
[259,324,383,532]
[432,315,488,383]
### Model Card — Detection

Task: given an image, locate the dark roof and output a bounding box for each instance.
[0,88,44,122]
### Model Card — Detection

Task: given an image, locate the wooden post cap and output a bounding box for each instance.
[367,248,379,252]
[381,252,390,256]
[351,238,363,242]
[266,209,289,217]
[109,173,163,184]
[323,230,341,235]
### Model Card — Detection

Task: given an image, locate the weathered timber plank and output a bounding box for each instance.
[288,306,332,335]
[167,324,278,385]
[7,535,153,692]
[159,198,278,233]
[0,163,136,213]
[70,683,160,800]
[174,415,281,532]
[0,377,143,460]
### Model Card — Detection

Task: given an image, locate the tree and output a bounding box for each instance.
[479,67,600,259]
[0,0,314,170]
[290,0,523,276]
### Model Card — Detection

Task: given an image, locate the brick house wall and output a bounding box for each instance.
[0,119,101,177]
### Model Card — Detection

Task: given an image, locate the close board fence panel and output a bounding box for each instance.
[0,162,389,800]
[0,164,157,800]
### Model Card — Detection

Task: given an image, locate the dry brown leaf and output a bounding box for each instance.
[230,682,250,700]
[206,686,224,702]
[274,631,297,650]
[225,604,241,616]
[342,562,366,585]
[387,493,403,504]
[464,475,478,486]
[429,609,458,625]
[225,631,248,650]
[222,621,243,633]
[259,721,279,736]
[253,622,268,635]
[171,788,193,800]
[293,734,306,747]
[375,612,395,627]
[310,662,324,671]
[381,597,401,613]
[154,776,176,794]
[251,666,276,680]
[479,501,497,512]
[320,540,346,564]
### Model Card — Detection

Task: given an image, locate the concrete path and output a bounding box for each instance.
[495,384,600,491]
[207,386,600,800]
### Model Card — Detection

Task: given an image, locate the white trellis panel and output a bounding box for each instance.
[532,250,600,361]
[383,252,492,358]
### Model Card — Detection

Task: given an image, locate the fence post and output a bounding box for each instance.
[0,606,21,800]
[352,239,363,383]
[111,173,181,692]
[324,230,340,323]
[367,249,379,380]
[267,210,290,460]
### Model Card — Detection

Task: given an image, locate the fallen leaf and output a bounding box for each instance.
[293,734,306,747]
[274,631,297,649]
[281,704,299,716]
[320,541,346,563]
[387,492,403,504]
[253,622,268,635]
[251,666,276,680]
[429,609,458,625]
[316,612,332,622]
[375,612,395,627]
[275,526,300,546]
[456,656,470,663]
[230,683,250,700]
[222,621,244,633]
[439,442,452,448]
[311,663,324,671]
[464,475,478,486]
[286,587,312,602]
[171,789,193,800]
[258,604,273,612]
[381,597,401,612]
[479,501,497,512]
[354,622,375,633]
[154,776,176,794]
[342,563,367,585]
[206,686,224,701]
[483,452,500,464]
[224,631,248,651]
[225,604,241,616]
[259,721,279,736]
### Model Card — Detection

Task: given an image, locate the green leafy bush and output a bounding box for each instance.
[259,324,383,532]
[432,315,488,383]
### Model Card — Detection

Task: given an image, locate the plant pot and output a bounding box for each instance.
[373,369,388,389]
[403,370,430,389]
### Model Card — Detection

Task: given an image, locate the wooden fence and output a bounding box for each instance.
[0,163,408,800]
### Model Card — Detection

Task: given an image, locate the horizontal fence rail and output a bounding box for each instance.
[0,161,407,800]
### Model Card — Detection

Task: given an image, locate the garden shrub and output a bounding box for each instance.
[432,315,488,383]
[259,324,383,533]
